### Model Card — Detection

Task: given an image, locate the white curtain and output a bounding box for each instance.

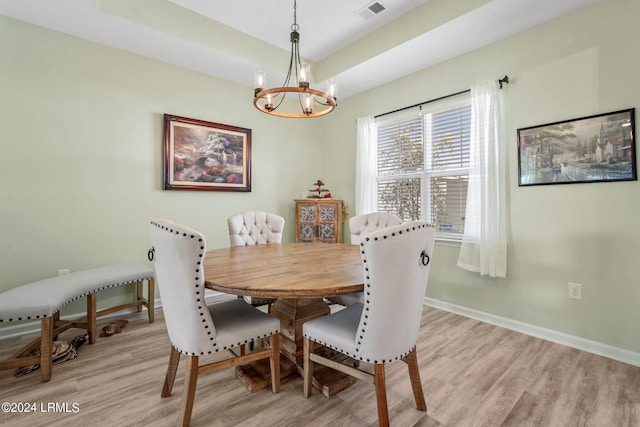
[457,80,507,278]
[355,116,377,215]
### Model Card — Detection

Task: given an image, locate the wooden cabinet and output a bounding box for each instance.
[295,199,344,243]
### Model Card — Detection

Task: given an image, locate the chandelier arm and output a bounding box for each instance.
[272,91,287,111]
[311,94,333,105]
[293,40,301,84]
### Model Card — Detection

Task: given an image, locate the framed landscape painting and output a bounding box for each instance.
[517,108,636,186]
[163,114,251,192]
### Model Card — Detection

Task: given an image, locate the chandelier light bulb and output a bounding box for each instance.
[299,63,310,88]
[303,93,313,115]
[254,70,266,95]
[327,79,338,102]
[265,94,274,111]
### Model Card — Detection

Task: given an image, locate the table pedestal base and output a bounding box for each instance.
[235,297,357,396]
[235,357,297,392]
[271,297,329,365]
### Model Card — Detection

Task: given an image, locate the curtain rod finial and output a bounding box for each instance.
[498,75,509,89]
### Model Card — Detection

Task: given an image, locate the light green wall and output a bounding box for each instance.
[320,0,640,353]
[2,0,639,356]
[0,17,321,311]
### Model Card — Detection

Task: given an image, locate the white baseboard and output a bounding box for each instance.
[425,297,640,367]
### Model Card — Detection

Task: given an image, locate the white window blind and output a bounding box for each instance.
[376,98,471,238]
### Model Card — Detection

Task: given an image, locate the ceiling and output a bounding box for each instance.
[1,0,601,99]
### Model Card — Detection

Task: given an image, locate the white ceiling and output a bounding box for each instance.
[169,0,431,61]
[0,0,602,99]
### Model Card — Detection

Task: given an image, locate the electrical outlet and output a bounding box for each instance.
[568,282,582,300]
[57,269,70,276]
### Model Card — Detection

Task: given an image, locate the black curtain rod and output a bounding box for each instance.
[374,75,509,119]
[374,89,470,119]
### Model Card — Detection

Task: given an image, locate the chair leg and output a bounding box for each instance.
[270,332,281,393]
[303,337,313,398]
[161,346,181,397]
[40,317,53,382]
[374,364,390,427]
[179,355,199,427]
[406,347,427,411]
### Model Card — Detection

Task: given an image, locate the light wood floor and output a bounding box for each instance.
[1,306,639,426]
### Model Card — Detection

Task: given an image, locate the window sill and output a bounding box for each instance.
[435,236,462,247]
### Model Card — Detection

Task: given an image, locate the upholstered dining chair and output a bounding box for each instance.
[303,221,435,427]
[330,212,403,306]
[150,219,281,427]
[227,211,285,309]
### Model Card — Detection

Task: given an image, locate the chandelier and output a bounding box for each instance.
[253,0,337,118]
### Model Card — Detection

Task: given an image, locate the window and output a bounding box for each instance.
[375,96,471,238]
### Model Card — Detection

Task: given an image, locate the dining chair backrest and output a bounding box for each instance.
[150,219,216,355]
[228,211,285,246]
[349,212,403,245]
[356,221,435,362]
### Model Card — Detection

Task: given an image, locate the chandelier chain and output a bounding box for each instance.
[291,0,299,32]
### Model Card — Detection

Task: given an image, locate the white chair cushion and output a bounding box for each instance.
[228,211,285,246]
[303,303,363,359]
[349,212,402,245]
[210,298,281,350]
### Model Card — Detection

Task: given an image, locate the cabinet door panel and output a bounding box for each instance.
[319,223,335,240]
[301,205,316,221]
[295,199,342,243]
[319,205,335,221]
[299,223,316,240]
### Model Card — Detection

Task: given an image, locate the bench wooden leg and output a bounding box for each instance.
[147,278,155,323]
[40,316,53,382]
[136,281,143,313]
[87,293,96,344]
[52,311,61,340]
[135,278,155,323]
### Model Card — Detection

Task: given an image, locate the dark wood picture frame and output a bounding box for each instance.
[163,114,251,192]
[517,108,636,186]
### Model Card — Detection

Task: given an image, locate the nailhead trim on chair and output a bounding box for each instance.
[303,223,434,364]
[356,223,433,363]
[151,221,280,357]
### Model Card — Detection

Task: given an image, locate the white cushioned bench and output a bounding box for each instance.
[0,263,155,381]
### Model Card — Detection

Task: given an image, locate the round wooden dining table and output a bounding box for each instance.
[203,242,364,395]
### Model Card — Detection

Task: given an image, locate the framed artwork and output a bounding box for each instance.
[517,108,636,186]
[163,114,251,192]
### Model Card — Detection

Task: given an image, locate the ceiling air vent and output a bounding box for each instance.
[357,1,387,20]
